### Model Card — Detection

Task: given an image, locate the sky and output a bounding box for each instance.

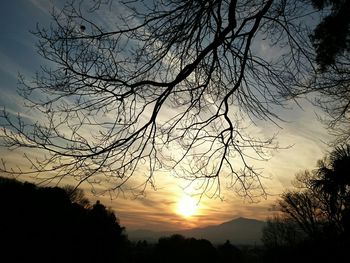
[0,0,333,231]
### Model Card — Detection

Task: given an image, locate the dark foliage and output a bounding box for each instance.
[0,176,258,263]
[261,144,350,262]
[217,240,244,262]
[155,234,218,263]
[302,0,350,145]
[0,177,128,263]
[310,0,350,71]
[130,235,252,263]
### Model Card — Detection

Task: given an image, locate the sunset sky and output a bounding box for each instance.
[0,0,333,231]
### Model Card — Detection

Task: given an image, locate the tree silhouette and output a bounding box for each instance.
[278,145,350,236]
[312,144,350,230]
[309,0,350,71]
[0,176,128,263]
[63,185,91,208]
[262,216,304,249]
[0,0,341,197]
[155,234,218,263]
[262,144,350,262]
[278,190,324,238]
[217,240,243,263]
[296,0,350,145]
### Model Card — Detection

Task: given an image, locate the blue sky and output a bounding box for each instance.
[0,1,49,113]
[0,0,334,231]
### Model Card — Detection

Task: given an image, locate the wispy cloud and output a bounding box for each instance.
[28,0,55,16]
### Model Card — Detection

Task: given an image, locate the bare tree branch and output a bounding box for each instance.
[0,0,316,198]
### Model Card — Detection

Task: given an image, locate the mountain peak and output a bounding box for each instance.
[220,217,262,226]
[234,216,250,221]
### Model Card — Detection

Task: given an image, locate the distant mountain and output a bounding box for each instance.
[127,217,266,245]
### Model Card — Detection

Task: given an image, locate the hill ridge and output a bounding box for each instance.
[127,217,266,245]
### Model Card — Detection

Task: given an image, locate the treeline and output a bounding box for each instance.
[128,236,263,263]
[261,144,350,263]
[0,177,127,263]
[0,177,261,263]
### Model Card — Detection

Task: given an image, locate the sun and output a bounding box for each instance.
[177,195,198,218]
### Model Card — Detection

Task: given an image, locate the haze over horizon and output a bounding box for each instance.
[126,217,266,245]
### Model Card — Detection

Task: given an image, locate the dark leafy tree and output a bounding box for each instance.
[309,0,350,71]
[0,176,128,263]
[0,0,328,197]
[262,144,350,263]
[296,0,350,145]
[273,145,350,238]
[217,240,243,263]
[312,144,350,230]
[155,234,218,263]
